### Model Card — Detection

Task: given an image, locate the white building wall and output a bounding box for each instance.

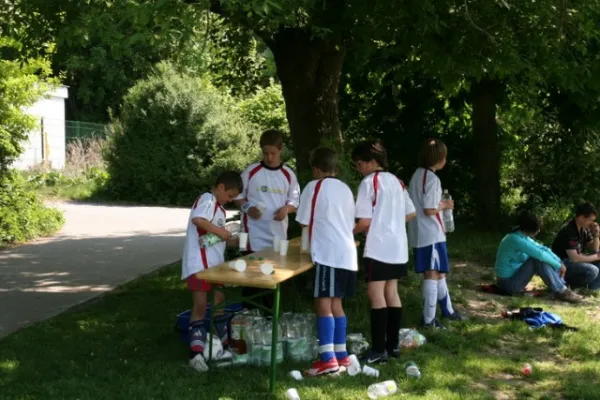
[12,86,68,170]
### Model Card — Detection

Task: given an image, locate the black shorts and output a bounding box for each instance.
[364,257,408,282]
[313,263,356,298]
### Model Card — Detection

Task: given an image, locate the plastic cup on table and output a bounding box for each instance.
[239,232,248,251]
[279,240,289,256]
[273,236,281,251]
[260,263,274,275]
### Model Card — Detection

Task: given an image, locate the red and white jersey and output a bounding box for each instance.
[296,178,357,271]
[235,162,300,251]
[407,167,446,248]
[181,193,227,279]
[355,171,415,264]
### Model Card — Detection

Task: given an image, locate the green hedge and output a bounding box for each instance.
[0,171,65,246]
[104,63,260,206]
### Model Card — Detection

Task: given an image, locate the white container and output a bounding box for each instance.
[362,365,380,378]
[301,227,310,253]
[367,380,398,399]
[289,370,303,381]
[286,388,301,400]
[229,259,246,272]
[348,363,361,376]
[273,236,281,251]
[239,232,248,251]
[279,240,289,256]
[260,263,274,275]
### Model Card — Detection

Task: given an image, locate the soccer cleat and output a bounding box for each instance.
[422,318,447,330]
[387,348,401,358]
[189,353,209,373]
[304,358,340,377]
[337,356,352,368]
[361,350,388,365]
[443,311,467,321]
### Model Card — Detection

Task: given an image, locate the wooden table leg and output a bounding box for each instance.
[269,284,281,394]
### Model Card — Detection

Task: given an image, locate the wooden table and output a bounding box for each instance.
[195,237,313,394]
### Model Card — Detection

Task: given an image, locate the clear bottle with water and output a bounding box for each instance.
[367,380,398,399]
[199,222,241,248]
[441,190,455,233]
[404,361,421,379]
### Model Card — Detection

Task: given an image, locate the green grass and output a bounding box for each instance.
[31,180,103,201]
[1,227,599,399]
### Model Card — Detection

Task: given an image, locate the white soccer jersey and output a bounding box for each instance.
[181,193,227,279]
[235,162,300,251]
[355,171,415,264]
[296,178,358,271]
[407,167,446,248]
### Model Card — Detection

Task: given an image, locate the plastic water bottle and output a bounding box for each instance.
[367,380,398,399]
[199,222,240,248]
[405,361,421,379]
[441,190,455,233]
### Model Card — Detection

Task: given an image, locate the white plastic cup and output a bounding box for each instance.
[230,259,246,272]
[348,354,360,368]
[286,388,301,400]
[301,227,310,253]
[347,363,361,376]
[279,240,289,256]
[289,370,303,381]
[273,236,281,251]
[256,202,266,214]
[362,365,380,377]
[260,263,274,275]
[239,232,248,251]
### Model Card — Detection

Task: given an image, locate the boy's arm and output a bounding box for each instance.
[354,179,372,234]
[422,177,449,216]
[404,187,416,222]
[277,169,301,218]
[192,217,231,241]
[512,235,561,269]
[295,184,312,227]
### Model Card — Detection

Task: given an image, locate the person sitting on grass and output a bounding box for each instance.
[495,211,582,303]
[182,171,244,372]
[551,202,600,291]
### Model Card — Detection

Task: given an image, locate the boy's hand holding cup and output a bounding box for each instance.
[247,206,263,220]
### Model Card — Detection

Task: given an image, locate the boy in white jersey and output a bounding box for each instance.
[296,147,358,376]
[352,140,416,364]
[233,130,300,309]
[407,138,463,329]
[182,171,243,372]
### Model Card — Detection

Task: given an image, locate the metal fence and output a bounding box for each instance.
[65,120,107,142]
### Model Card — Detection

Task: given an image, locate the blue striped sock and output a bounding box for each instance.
[317,316,335,362]
[333,316,348,360]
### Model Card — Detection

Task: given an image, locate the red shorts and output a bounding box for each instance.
[186,274,223,292]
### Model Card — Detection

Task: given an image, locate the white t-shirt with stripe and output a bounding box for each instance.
[181,193,227,279]
[355,171,416,264]
[296,178,358,271]
[235,162,300,252]
[407,167,446,248]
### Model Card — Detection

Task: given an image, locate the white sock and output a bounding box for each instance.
[437,278,455,316]
[422,279,438,324]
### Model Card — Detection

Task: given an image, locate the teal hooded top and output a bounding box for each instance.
[495,231,562,278]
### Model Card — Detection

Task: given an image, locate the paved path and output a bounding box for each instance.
[0,202,238,339]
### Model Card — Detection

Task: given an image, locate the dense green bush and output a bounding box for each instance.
[0,172,65,246]
[104,63,259,206]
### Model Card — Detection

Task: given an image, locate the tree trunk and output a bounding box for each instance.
[269,29,346,184]
[471,78,502,228]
